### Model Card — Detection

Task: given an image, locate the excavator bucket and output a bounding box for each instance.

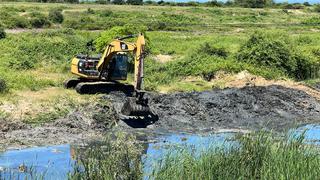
[121,93,151,116]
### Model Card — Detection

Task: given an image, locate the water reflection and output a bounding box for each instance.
[0,144,74,180]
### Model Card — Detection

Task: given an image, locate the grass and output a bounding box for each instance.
[64,131,320,179]
[69,132,143,180]
[151,132,320,179]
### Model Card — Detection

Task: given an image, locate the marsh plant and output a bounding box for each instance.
[152,132,320,179]
[69,132,143,180]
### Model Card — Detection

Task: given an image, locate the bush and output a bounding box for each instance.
[198,42,228,58]
[112,0,125,4]
[237,32,296,76]
[302,17,320,25]
[283,3,304,9]
[0,27,5,39]
[205,0,223,7]
[29,12,51,28]
[127,0,143,5]
[98,10,113,17]
[94,24,147,52]
[296,36,313,45]
[8,58,36,70]
[234,0,274,8]
[48,9,64,24]
[0,78,8,93]
[315,5,320,13]
[86,8,95,14]
[237,31,320,80]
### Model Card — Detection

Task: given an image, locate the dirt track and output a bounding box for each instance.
[1,84,320,150]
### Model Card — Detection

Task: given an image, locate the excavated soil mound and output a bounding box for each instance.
[2,84,320,149]
[144,85,320,132]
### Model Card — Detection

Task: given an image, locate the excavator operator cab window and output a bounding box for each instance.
[109,53,129,80]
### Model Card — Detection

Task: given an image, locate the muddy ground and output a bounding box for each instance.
[1,85,320,150]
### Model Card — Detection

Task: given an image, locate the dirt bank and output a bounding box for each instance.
[0,101,119,150]
[1,84,320,150]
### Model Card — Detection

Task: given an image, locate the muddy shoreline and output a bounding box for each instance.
[1,85,320,150]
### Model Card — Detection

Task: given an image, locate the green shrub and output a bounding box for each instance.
[296,36,313,45]
[312,48,320,58]
[315,5,320,13]
[8,58,36,70]
[98,10,113,17]
[29,12,51,28]
[0,27,5,39]
[94,24,147,52]
[198,42,228,58]
[86,8,95,14]
[234,0,274,8]
[48,9,64,24]
[237,31,296,76]
[112,0,125,4]
[302,17,320,25]
[237,31,320,80]
[13,16,29,28]
[127,0,143,5]
[282,3,304,9]
[0,78,8,93]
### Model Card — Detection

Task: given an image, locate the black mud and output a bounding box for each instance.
[1,85,320,150]
[143,85,320,133]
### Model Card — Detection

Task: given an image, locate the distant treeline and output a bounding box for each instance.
[1,0,319,9]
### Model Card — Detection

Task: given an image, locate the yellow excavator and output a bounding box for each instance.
[64,33,151,116]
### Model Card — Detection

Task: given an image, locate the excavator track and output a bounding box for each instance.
[75,82,134,95]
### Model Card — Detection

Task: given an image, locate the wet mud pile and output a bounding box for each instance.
[144,85,320,132]
[1,84,320,149]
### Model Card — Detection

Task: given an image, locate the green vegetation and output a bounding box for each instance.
[0,29,97,91]
[70,132,142,180]
[48,8,64,24]
[0,79,8,93]
[65,131,320,179]
[152,132,320,179]
[234,0,274,8]
[237,31,319,80]
[0,26,5,39]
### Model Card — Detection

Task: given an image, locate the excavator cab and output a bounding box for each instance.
[106,53,129,80]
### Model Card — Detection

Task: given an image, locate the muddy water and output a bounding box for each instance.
[1,125,320,180]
